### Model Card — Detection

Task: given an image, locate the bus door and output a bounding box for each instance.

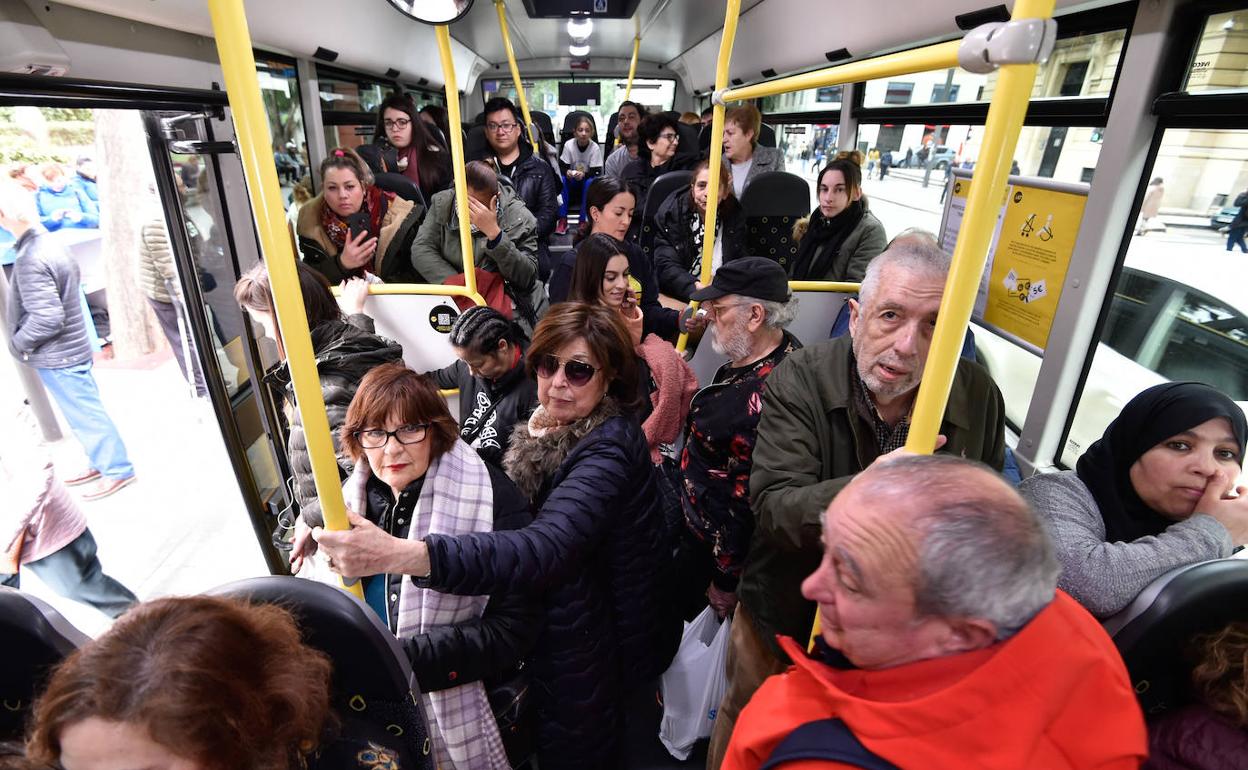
[143,109,291,574]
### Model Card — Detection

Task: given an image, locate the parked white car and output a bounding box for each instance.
[974,247,1248,468]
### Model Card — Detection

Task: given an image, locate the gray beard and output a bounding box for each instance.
[711,320,753,363]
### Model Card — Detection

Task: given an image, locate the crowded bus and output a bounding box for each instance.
[1,0,1246,767]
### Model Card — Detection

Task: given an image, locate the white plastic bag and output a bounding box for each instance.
[658,606,732,760]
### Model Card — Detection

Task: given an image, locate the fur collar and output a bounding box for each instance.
[503,398,622,501]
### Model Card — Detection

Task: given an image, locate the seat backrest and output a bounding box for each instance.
[1106,558,1248,715]
[528,122,562,176]
[560,110,598,145]
[209,576,434,769]
[531,111,556,147]
[672,120,702,166]
[758,123,777,148]
[373,172,427,209]
[604,112,619,156]
[638,170,693,258]
[0,587,90,741]
[464,124,491,162]
[741,171,810,269]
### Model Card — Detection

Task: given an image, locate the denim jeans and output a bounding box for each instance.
[1,529,137,618]
[559,173,594,219]
[37,362,134,479]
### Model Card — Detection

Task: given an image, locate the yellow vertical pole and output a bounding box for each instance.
[494,0,541,150]
[624,36,641,101]
[206,0,361,598]
[903,0,1055,454]
[675,0,741,354]
[436,25,480,298]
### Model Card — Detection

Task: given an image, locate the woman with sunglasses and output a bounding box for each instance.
[568,233,698,461]
[313,362,539,768]
[369,92,451,201]
[313,303,677,770]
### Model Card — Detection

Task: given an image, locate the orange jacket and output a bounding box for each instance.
[722,591,1147,770]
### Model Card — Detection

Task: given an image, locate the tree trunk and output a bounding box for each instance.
[94,109,163,359]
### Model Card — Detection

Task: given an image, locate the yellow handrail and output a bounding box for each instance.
[904,0,1054,454]
[494,0,541,150]
[788,281,861,293]
[720,40,963,103]
[436,25,481,299]
[624,36,641,101]
[675,0,741,354]
[207,0,361,598]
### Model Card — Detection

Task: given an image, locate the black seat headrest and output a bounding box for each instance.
[464,125,491,163]
[530,111,556,146]
[0,588,90,741]
[373,172,427,209]
[642,170,694,222]
[740,171,811,218]
[605,113,620,156]
[560,110,599,145]
[758,123,777,148]
[1107,558,1248,715]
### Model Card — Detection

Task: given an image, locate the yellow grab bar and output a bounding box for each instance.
[207,0,361,597]
[494,1,541,150]
[675,0,741,354]
[721,40,962,103]
[624,36,641,102]
[436,25,481,300]
[904,0,1055,454]
[788,281,861,293]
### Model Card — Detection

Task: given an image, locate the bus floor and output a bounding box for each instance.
[1,345,269,637]
[623,680,710,768]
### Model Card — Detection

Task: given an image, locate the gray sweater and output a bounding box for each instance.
[6,226,92,369]
[1020,470,1232,618]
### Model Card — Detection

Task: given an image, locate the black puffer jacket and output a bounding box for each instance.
[269,315,403,527]
[422,405,677,770]
[652,190,748,302]
[427,356,539,467]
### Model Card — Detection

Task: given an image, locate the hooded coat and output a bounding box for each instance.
[267,314,403,527]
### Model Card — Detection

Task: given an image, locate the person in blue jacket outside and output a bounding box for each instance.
[70,156,99,205]
[36,164,98,231]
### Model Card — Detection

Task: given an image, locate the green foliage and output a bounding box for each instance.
[41,107,94,123]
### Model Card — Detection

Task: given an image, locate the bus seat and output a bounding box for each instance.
[698,123,711,155]
[1104,558,1248,715]
[363,292,462,417]
[0,587,90,741]
[673,120,702,167]
[531,111,556,147]
[741,171,810,270]
[373,172,427,210]
[758,123,778,148]
[786,289,849,349]
[465,125,491,162]
[209,576,435,770]
[638,170,693,259]
[528,122,562,178]
[605,112,619,156]
[560,110,598,144]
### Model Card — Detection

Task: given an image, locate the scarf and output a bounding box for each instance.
[503,398,622,502]
[790,199,866,280]
[321,185,389,253]
[1076,381,1247,543]
[341,442,510,770]
[637,334,699,463]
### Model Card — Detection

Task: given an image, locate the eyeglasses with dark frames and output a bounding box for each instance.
[354,424,430,449]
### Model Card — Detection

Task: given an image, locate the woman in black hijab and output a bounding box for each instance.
[1020,382,1248,618]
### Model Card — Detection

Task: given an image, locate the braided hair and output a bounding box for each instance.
[448,305,525,356]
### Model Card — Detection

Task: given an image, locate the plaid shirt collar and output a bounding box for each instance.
[850,355,912,455]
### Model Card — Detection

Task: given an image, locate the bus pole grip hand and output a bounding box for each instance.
[870,435,948,468]
[289,517,317,575]
[1197,470,1248,546]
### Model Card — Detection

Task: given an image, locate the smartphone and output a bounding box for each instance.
[346,211,370,241]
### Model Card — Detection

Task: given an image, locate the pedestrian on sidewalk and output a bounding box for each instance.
[2,407,138,618]
[1136,177,1164,236]
[1,182,136,502]
[1228,189,1247,253]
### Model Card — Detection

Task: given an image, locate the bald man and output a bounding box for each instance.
[722,455,1147,770]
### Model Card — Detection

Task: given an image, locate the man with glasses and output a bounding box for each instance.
[476,97,559,279]
[677,258,801,622]
[603,100,647,179]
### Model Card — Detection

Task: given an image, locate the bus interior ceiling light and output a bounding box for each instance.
[569,43,590,57]
[567,17,593,37]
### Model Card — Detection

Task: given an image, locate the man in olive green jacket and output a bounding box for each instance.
[409,160,548,336]
[705,231,1006,769]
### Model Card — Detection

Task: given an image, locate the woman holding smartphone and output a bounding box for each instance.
[295,147,425,284]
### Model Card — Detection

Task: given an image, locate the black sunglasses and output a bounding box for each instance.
[535,354,600,386]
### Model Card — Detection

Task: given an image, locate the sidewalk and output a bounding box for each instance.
[2,348,268,637]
